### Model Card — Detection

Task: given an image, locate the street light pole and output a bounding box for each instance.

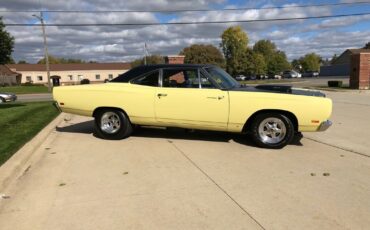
[33,12,51,92]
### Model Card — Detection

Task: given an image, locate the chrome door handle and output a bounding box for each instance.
[207,96,224,100]
[157,93,167,98]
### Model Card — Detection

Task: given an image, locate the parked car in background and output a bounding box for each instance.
[54,64,332,149]
[235,75,246,81]
[282,70,302,78]
[0,92,17,104]
[302,71,319,78]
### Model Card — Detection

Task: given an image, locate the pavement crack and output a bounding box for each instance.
[169,141,266,230]
[304,137,370,158]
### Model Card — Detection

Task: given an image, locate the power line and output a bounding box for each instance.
[1,1,370,13]
[4,12,370,27]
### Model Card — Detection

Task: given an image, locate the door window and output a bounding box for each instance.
[131,71,159,87]
[162,69,199,88]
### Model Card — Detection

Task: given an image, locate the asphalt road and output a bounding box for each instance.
[0,89,369,230]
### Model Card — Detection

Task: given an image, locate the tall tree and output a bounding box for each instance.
[253,39,290,74]
[220,26,248,75]
[330,54,338,64]
[364,42,370,49]
[131,55,165,68]
[0,17,15,64]
[299,53,321,72]
[37,55,86,64]
[180,44,225,67]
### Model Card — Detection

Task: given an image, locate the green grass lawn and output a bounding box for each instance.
[0,102,60,166]
[0,85,49,94]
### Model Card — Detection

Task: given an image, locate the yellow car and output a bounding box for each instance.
[53,64,332,149]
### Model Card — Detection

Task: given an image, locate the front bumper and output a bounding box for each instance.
[318,120,332,131]
[53,101,62,112]
[5,95,17,102]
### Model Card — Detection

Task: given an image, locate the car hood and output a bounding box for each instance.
[230,85,326,97]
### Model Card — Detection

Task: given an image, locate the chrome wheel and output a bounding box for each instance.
[258,117,287,144]
[100,111,121,134]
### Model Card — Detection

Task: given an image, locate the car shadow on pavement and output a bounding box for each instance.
[56,120,94,134]
[56,121,303,147]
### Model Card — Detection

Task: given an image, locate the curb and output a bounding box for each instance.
[0,113,66,192]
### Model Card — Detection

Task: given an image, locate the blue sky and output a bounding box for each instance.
[1,0,370,63]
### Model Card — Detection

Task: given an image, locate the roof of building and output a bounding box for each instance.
[0,65,21,76]
[347,49,370,54]
[6,63,131,72]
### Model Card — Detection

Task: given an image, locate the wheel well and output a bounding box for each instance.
[242,109,299,133]
[93,107,130,121]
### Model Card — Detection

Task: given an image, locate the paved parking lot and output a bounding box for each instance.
[0,90,369,230]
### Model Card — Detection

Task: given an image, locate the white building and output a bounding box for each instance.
[7,63,131,85]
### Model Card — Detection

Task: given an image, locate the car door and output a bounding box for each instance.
[154,67,229,130]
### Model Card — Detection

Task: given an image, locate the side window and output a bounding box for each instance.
[162,69,199,88]
[200,71,216,89]
[131,71,159,87]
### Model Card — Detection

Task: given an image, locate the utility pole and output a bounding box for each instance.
[32,12,51,92]
[144,43,147,65]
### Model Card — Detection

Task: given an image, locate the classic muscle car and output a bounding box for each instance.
[53,64,332,149]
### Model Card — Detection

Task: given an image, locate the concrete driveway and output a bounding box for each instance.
[0,90,369,230]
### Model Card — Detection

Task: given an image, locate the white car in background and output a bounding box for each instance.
[282,70,302,78]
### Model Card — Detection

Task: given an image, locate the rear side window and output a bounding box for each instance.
[131,71,159,87]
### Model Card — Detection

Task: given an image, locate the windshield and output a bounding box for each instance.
[204,67,240,89]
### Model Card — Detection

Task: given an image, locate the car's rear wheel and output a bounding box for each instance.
[94,109,133,140]
[250,113,294,149]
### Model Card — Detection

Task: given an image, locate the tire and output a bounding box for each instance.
[0,97,4,104]
[94,109,133,140]
[250,113,295,149]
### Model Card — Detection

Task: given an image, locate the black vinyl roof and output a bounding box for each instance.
[110,64,214,83]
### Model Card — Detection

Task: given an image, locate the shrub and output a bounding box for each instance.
[328,81,342,87]
[80,79,90,84]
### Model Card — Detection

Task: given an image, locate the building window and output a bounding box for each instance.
[26,76,32,82]
[37,76,43,81]
[68,75,73,81]
[108,74,113,80]
[95,74,101,80]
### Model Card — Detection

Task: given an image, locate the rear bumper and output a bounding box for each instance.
[318,120,332,131]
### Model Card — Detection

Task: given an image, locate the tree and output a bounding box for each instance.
[37,55,86,64]
[131,55,164,68]
[179,44,225,67]
[220,26,249,75]
[330,54,338,64]
[242,50,266,75]
[253,39,290,74]
[299,53,321,72]
[0,17,15,64]
[268,51,291,74]
[253,40,276,58]
[18,60,28,64]
[363,42,370,49]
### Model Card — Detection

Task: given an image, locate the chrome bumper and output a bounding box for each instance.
[318,120,332,131]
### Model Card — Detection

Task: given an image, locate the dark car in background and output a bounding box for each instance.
[302,71,319,78]
[0,92,17,104]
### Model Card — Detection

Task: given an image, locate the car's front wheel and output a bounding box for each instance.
[94,109,133,140]
[0,97,4,104]
[250,113,295,149]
